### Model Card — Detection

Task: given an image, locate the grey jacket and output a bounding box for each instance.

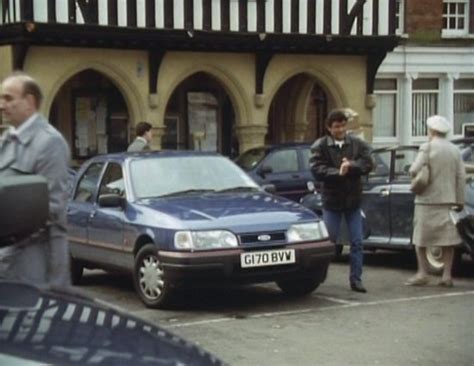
[127,137,150,152]
[0,115,71,287]
[410,137,465,205]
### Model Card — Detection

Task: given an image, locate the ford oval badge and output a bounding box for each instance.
[257,234,271,241]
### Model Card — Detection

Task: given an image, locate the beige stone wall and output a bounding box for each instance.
[21,46,149,128]
[15,46,374,152]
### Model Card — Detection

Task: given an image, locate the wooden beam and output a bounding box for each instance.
[366,51,386,94]
[12,44,28,70]
[255,52,273,94]
[148,50,165,94]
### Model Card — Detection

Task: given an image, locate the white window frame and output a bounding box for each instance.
[442,0,470,37]
[411,78,439,141]
[453,79,474,137]
[395,0,405,35]
[373,78,399,144]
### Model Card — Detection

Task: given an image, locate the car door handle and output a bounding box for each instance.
[379,189,390,197]
[292,174,301,178]
[89,211,97,219]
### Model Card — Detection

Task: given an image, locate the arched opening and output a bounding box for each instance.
[49,70,130,163]
[267,73,332,144]
[163,72,237,157]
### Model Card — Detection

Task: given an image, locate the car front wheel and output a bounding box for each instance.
[133,244,172,308]
[276,278,320,297]
[70,256,83,285]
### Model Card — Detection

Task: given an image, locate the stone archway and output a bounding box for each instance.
[163,72,238,157]
[49,69,131,162]
[266,73,332,144]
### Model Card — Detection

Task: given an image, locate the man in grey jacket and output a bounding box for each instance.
[127,121,153,152]
[0,72,71,287]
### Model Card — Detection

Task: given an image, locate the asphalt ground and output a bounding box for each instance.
[77,250,474,366]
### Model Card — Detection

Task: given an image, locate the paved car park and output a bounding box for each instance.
[75,251,474,366]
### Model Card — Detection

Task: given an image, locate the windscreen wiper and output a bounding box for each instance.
[157,189,216,198]
[216,186,260,193]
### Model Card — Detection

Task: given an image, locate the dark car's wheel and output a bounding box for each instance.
[70,257,83,285]
[276,278,320,297]
[133,244,172,308]
[425,247,462,274]
[425,247,444,274]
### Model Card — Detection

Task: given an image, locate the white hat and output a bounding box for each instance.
[426,115,451,134]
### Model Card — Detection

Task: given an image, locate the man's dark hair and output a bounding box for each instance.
[135,122,152,137]
[8,71,43,109]
[326,110,348,128]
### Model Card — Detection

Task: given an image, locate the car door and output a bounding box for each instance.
[361,150,392,246]
[87,162,129,269]
[389,147,418,247]
[259,147,303,201]
[68,162,105,261]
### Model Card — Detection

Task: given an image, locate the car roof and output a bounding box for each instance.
[246,142,311,153]
[88,150,223,164]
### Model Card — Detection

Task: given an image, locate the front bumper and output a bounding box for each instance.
[158,240,335,285]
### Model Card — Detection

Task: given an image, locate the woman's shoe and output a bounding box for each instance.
[437,279,454,288]
[404,276,430,286]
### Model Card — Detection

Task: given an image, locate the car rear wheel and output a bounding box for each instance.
[70,257,83,285]
[276,278,320,297]
[133,244,172,308]
[425,247,462,275]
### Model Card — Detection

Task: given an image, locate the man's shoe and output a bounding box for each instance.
[350,282,367,293]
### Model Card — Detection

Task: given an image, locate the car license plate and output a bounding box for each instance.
[240,249,295,268]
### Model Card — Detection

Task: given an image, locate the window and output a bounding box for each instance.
[395,0,405,34]
[374,79,397,138]
[74,163,104,203]
[442,0,470,36]
[454,79,474,135]
[264,149,299,173]
[99,163,125,197]
[412,79,439,137]
[394,149,418,182]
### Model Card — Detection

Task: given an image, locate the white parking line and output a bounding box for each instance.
[168,290,474,328]
[312,294,359,305]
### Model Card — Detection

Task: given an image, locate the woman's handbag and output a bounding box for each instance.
[410,143,430,194]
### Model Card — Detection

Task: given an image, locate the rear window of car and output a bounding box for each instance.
[301,148,311,170]
[235,147,267,170]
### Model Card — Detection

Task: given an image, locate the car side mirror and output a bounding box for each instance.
[98,193,125,209]
[258,164,273,177]
[261,183,276,194]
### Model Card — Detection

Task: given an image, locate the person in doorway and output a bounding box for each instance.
[406,115,465,287]
[310,109,373,293]
[0,71,71,287]
[127,121,153,152]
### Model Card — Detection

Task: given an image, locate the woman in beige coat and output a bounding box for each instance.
[406,115,465,287]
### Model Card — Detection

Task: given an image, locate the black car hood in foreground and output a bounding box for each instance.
[0,281,224,366]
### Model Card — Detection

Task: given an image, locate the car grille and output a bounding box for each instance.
[239,231,286,246]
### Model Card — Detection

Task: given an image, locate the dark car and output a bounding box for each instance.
[0,175,224,366]
[68,151,334,308]
[235,143,314,202]
[301,142,474,273]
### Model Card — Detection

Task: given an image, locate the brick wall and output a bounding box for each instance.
[405,0,443,35]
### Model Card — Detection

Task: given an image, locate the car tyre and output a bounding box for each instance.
[133,244,172,308]
[425,247,463,275]
[276,278,320,297]
[70,256,83,285]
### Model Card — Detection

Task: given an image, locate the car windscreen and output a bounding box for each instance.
[235,147,267,170]
[130,155,260,199]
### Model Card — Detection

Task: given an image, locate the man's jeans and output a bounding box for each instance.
[323,208,363,284]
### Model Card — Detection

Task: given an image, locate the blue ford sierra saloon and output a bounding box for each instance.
[67,151,334,308]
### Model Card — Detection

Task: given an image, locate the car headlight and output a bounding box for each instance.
[174,230,238,250]
[287,222,328,243]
